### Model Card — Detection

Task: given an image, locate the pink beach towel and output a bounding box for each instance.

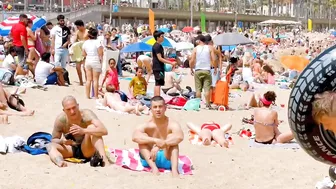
[110,148,193,175]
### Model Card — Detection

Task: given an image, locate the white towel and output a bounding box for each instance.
[0,136,7,154]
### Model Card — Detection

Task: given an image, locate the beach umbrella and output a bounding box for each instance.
[182,26,193,33]
[281,55,309,72]
[221,45,236,51]
[261,38,278,45]
[120,42,152,53]
[0,14,47,36]
[175,42,194,51]
[159,27,170,33]
[142,36,177,48]
[213,33,254,46]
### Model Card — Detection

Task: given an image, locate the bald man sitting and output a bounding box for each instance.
[47,95,110,167]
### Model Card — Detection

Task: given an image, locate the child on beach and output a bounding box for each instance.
[100,58,119,91]
[128,67,147,99]
[312,91,336,133]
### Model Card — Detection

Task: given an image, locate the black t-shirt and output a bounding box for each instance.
[152,42,165,72]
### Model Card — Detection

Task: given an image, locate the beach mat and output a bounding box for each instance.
[248,139,300,149]
[110,148,193,175]
[188,130,232,147]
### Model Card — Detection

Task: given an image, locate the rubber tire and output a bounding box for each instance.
[288,44,336,165]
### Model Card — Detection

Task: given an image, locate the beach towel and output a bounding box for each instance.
[188,130,232,146]
[110,148,193,175]
[248,139,300,149]
[69,41,84,62]
[95,99,128,115]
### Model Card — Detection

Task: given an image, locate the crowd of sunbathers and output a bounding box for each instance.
[3,14,336,177]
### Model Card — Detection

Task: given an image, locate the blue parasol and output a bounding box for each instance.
[120,42,153,53]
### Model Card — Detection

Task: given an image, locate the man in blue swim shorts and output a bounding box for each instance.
[132,96,184,177]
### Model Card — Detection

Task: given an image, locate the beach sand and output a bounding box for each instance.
[0,66,328,189]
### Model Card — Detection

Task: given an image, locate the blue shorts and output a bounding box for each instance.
[45,72,58,85]
[140,150,172,169]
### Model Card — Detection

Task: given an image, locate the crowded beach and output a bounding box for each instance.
[0,13,335,189]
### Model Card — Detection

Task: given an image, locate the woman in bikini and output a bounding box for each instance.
[253,91,293,144]
[0,84,34,120]
[26,19,40,76]
[187,122,232,148]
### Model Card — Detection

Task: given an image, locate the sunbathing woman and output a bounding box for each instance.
[0,84,34,118]
[253,91,293,144]
[102,85,149,115]
[186,122,232,148]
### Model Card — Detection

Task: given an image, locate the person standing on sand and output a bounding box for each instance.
[151,30,176,96]
[73,20,89,86]
[132,96,184,177]
[47,96,110,167]
[50,15,71,70]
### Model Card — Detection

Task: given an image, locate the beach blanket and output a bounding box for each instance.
[110,148,193,175]
[188,130,232,146]
[95,100,128,115]
[248,139,300,149]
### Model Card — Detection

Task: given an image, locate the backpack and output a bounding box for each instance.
[23,132,52,155]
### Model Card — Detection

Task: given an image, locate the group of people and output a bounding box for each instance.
[3,14,336,178]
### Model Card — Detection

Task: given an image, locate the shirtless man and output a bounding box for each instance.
[73,20,88,85]
[103,85,149,115]
[132,96,184,177]
[47,96,109,167]
[161,71,182,95]
[136,54,152,83]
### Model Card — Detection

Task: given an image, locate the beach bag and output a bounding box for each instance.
[35,34,46,55]
[167,97,187,107]
[117,91,128,102]
[183,98,201,111]
[23,132,52,155]
[0,68,13,85]
[213,80,229,107]
[63,68,70,85]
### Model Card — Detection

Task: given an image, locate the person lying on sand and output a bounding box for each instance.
[0,84,34,118]
[47,95,110,167]
[132,96,184,177]
[253,91,294,144]
[312,91,336,133]
[161,71,183,95]
[102,85,149,115]
[187,122,232,148]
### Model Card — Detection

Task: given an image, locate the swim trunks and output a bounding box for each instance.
[140,150,171,169]
[72,145,90,160]
[201,123,221,131]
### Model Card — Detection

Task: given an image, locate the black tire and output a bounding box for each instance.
[288,45,336,165]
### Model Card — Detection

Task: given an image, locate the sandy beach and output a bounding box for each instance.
[0,66,329,189]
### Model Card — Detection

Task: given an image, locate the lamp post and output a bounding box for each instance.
[109,0,113,25]
[190,0,193,27]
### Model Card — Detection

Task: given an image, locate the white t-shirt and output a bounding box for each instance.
[2,54,15,71]
[82,39,101,63]
[50,25,71,50]
[35,61,54,85]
